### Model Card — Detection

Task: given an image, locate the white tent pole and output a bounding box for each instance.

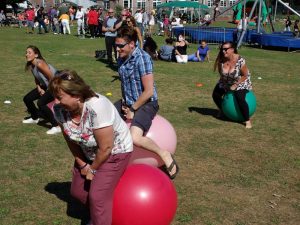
[257,0,262,33]
[277,0,300,17]
[237,0,259,48]
[243,0,246,18]
[274,0,278,22]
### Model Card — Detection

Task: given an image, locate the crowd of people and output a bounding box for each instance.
[16,4,260,225]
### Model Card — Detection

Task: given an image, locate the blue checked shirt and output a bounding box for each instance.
[118,47,158,106]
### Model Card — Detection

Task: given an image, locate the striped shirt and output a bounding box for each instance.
[118,47,158,106]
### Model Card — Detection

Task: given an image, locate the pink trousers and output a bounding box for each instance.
[70,152,131,225]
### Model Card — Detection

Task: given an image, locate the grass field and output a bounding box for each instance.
[0,26,299,225]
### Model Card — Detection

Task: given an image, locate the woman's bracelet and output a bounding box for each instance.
[79,163,88,170]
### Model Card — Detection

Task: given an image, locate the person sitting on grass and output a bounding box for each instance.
[143,34,158,60]
[174,33,189,63]
[158,37,175,61]
[212,42,253,129]
[188,40,210,62]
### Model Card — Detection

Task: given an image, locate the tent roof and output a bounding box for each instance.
[157,1,209,9]
[63,0,99,9]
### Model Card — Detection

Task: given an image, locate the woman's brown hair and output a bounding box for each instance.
[126,16,137,27]
[25,45,45,71]
[213,42,238,72]
[49,70,96,101]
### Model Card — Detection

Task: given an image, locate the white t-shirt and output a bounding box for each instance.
[75,10,84,20]
[204,14,211,21]
[54,94,133,161]
[134,12,143,23]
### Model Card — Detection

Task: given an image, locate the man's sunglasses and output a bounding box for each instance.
[115,42,129,49]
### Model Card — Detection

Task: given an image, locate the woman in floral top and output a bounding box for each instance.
[213,42,253,128]
[49,70,133,225]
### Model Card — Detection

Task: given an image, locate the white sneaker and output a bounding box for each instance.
[23,118,39,124]
[46,126,61,135]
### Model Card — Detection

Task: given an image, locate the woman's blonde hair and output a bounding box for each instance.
[49,70,96,100]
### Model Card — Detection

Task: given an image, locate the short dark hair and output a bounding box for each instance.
[165,37,173,44]
[117,27,138,43]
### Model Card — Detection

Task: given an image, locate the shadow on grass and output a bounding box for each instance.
[188,107,231,121]
[111,75,120,82]
[37,120,52,129]
[45,182,90,225]
[96,58,118,72]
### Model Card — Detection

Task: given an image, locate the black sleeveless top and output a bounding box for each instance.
[176,44,187,55]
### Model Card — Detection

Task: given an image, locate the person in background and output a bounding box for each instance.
[68,6,75,26]
[293,19,299,38]
[213,42,253,128]
[17,12,25,28]
[148,10,155,36]
[163,14,170,37]
[158,37,174,61]
[174,33,189,63]
[23,45,61,135]
[134,8,143,35]
[75,6,85,38]
[203,12,211,26]
[0,10,6,27]
[114,8,129,31]
[49,70,133,225]
[188,40,210,62]
[59,12,70,35]
[102,8,118,65]
[52,15,59,34]
[36,7,48,34]
[143,34,158,60]
[284,15,292,32]
[142,8,148,35]
[44,15,50,29]
[25,7,35,33]
[125,16,143,48]
[213,3,220,21]
[171,14,182,29]
[96,7,104,37]
[87,6,98,39]
[236,15,248,42]
[115,27,179,179]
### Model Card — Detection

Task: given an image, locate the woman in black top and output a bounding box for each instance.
[174,33,189,63]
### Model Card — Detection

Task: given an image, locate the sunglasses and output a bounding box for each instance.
[108,11,114,13]
[126,20,131,23]
[221,47,232,52]
[60,73,72,81]
[115,42,128,49]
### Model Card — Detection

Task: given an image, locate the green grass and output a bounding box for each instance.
[0,26,299,225]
